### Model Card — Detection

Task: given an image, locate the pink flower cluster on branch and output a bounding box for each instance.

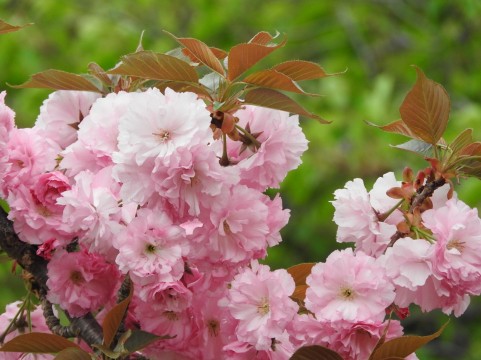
[0,64,478,359]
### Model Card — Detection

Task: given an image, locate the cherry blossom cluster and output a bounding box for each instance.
[0,85,480,359]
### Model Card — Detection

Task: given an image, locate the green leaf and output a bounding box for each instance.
[272,60,330,81]
[365,119,419,139]
[228,37,287,81]
[12,70,101,92]
[244,88,329,123]
[108,51,198,83]
[124,330,172,354]
[391,139,434,157]
[0,333,81,353]
[370,321,448,360]
[399,66,450,144]
[54,347,92,360]
[102,282,133,348]
[290,345,343,360]
[243,70,317,95]
[165,32,225,76]
[0,19,32,34]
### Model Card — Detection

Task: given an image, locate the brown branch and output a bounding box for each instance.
[409,177,446,212]
[387,177,447,248]
[0,208,104,346]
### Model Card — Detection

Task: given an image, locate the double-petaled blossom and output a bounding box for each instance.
[305,248,395,323]
[46,248,120,317]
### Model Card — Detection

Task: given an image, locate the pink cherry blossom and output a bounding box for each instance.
[57,167,132,259]
[35,90,100,149]
[114,207,186,285]
[60,91,136,176]
[305,248,395,322]
[115,88,211,166]
[0,302,54,360]
[8,184,72,245]
[1,128,60,197]
[46,249,120,317]
[332,176,398,257]
[219,261,298,352]
[422,198,481,316]
[290,314,414,360]
[197,185,270,264]
[226,106,308,191]
[153,143,239,216]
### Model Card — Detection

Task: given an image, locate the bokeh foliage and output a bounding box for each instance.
[1,1,481,358]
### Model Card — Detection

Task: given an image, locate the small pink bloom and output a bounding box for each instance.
[1,128,60,196]
[199,185,270,264]
[305,248,395,322]
[35,90,100,149]
[332,174,399,257]
[226,106,308,191]
[8,184,72,245]
[154,143,239,216]
[46,249,120,317]
[114,207,186,284]
[220,261,298,351]
[0,302,54,360]
[60,91,136,176]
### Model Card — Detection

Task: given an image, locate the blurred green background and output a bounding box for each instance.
[2,0,481,358]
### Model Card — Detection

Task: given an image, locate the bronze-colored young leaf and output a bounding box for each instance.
[391,139,434,158]
[124,330,172,354]
[249,31,276,45]
[12,70,101,92]
[0,19,32,34]
[54,347,92,360]
[287,263,316,287]
[244,88,329,123]
[290,345,343,360]
[108,51,198,83]
[365,119,419,139]
[102,282,133,348]
[88,62,112,87]
[183,47,228,62]
[166,32,225,76]
[370,321,448,360]
[449,128,473,156]
[399,67,450,145]
[0,333,81,353]
[272,60,329,81]
[243,69,316,95]
[292,284,308,301]
[228,38,287,81]
[459,142,481,156]
[155,80,211,98]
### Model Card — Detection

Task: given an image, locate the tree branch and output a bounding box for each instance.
[0,207,104,346]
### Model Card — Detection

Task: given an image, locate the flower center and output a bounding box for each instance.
[70,270,85,285]
[257,297,270,315]
[145,243,157,254]
[223,220,232,235]
[207,319,220,337]
[163,311,179,321]
[339,286,356,300]
[153,129,171,143]
[447,239,465,252]
[37,205,51,217]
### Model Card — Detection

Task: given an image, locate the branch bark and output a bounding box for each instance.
[0,207,104,346]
